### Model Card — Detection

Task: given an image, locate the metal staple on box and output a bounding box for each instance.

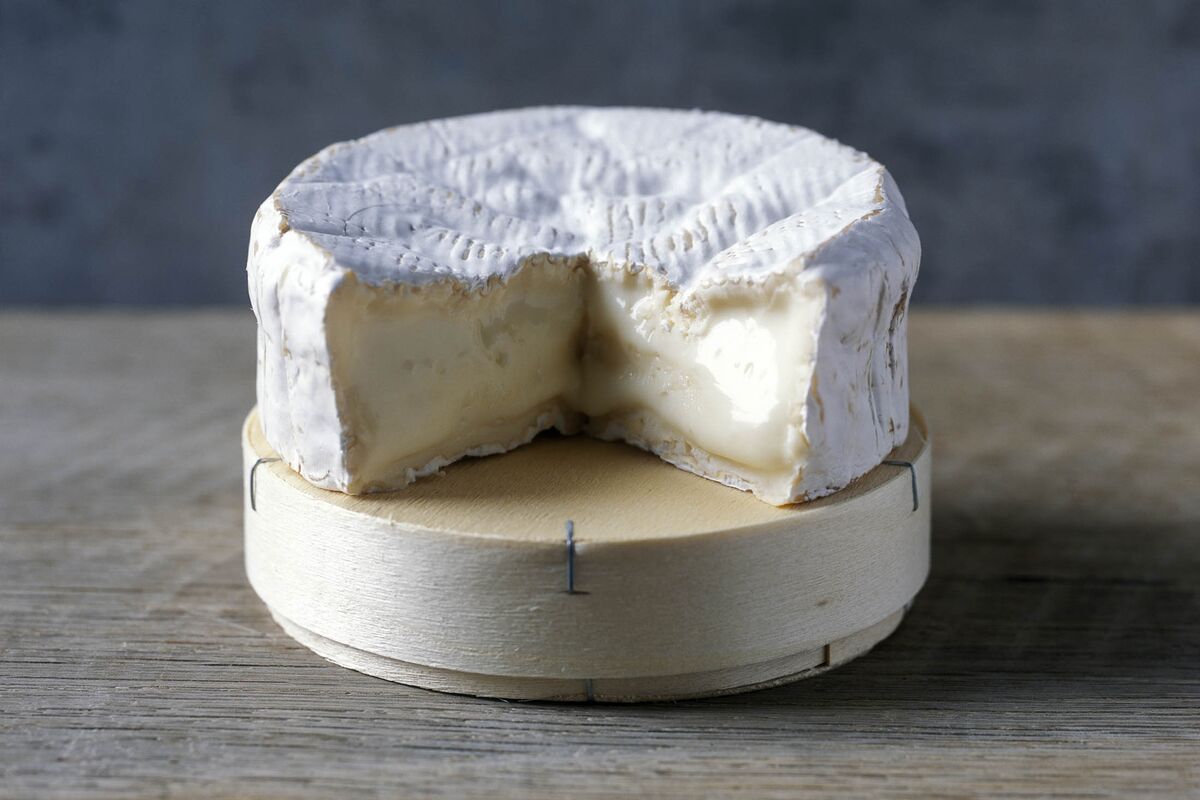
[565,519,582,594]
[249,457,280,512]
[565,520,596,702]
[882,459,919,512]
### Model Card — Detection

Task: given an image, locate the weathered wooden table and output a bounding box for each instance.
[2,311,1197,798]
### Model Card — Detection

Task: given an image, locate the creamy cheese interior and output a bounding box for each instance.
[324,258,822,497]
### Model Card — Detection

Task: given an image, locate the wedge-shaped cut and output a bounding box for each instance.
[247,107,920,505]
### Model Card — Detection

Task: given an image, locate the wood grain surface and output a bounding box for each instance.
[1,310,1198,798]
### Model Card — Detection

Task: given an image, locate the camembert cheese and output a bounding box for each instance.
[248,107,920,505]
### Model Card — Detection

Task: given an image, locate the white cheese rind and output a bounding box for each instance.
[247,107,920,505]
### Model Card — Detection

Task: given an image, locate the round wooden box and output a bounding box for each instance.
[242,408,931,702]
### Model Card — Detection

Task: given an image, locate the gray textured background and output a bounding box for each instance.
[2,0,1198,306]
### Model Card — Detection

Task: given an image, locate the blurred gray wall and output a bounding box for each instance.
[2,0,1198,306]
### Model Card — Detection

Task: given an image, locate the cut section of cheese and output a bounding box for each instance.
[247,107,920,505]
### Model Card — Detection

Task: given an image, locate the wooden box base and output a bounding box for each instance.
[242,408,931,702]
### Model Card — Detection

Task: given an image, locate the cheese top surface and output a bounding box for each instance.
[268,106,898,291]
